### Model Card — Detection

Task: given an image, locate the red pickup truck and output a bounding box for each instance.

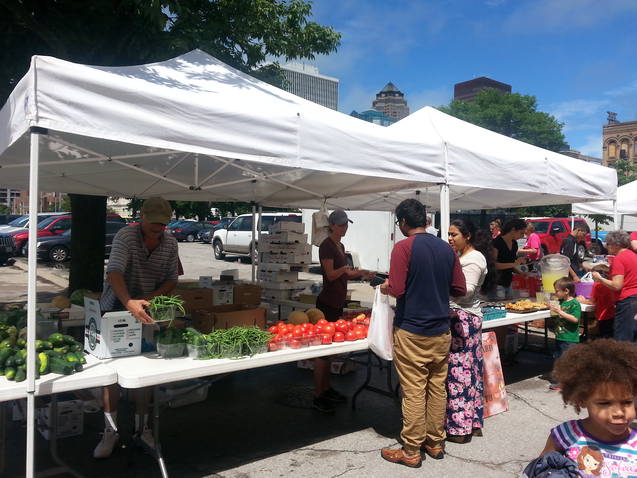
[525,218,591,259]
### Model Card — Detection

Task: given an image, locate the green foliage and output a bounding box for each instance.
[610,159,637,186]
[439,90,568,152]
[512,204,571,218]
[0,0,341,103]
[0,205,9,214]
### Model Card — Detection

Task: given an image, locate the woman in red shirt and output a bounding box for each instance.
[592,231,637,342]
[577,262,618,338]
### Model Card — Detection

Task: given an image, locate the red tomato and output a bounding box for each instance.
[292,328,304,338]
[275,321,286,329]
[283,332,294,341]
[268,341,279,352]
[268,326,278,335]
[305,324,315,335]
[321,333,333,345]
[289,339,302,349]
[346,330,357,341]
[333,332,345,342]
[323,323,336,336]
[353,324,366,333]
[314,323,324,334]
[354,329,366,340]
[316,318,328,326]
[335,322,349,334]
[286,323,296,332]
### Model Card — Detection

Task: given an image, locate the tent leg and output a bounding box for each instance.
[251,205,257,282]
[26,128,42,478]
[256,206,263,284]
[613,200,619,231]
[439,184,450,240]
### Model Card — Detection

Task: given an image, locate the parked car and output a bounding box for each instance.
[166,220,204,242]
[9,213,123,255]
[0,214,22,226]
[212,213,301,260]
[0,233,17,263]
[525,217,591,260]
[200,217,236,243]
[0,212,68,234]
[27,221,127,262]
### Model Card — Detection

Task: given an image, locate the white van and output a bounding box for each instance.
[212,212,301,260]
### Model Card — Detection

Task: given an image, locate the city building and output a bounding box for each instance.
[603,112,637,166]
[453,77,511,103]
[350,109,396,127]
[0,188,20,211]
[372,83,410,121]
[11,191,65,213]
[280,62,339,110]
[560,149,603,165]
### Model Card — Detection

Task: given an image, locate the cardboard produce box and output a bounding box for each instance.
[192,305,266,333]
[37,399,84,440]
[83,298,142,359]
[233,283,262,306]
[173,288,213,312]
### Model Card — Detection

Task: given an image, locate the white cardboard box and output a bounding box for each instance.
[36,399,84,440]
[83,298,142,359]
[269,221,305,233]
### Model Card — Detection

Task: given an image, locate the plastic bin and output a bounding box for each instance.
[157,342,185,359]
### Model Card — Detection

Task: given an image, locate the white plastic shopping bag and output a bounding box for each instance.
[311,204,330,247]
[368,286,395,360]
[580,272,594,283]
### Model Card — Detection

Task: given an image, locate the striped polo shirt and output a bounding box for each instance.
[551,419,637,476]
[100,226,179,311]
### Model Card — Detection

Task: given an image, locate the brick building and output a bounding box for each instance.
[453,77,511,103]
[603,112,637,166]
[372,82,410,121]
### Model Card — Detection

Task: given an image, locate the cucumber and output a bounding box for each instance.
[0,338,15,349]
[49,357,73,375]
[63,334,76,345]
[38,352,50,375]
[64,352,79,363]
[15,366,26,383]
[70,343,82,353]
[0,348,12,367]
[40,341,53,350]
[48,333,65,347]
[53,346,69,355]
[16,338,26,349]
[5,367,16,381]
[73,362,83,372]
[5,354,16,368]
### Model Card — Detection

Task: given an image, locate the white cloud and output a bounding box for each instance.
[338,85,379,114]
[548,99,609,122]
[503,0,637,33]
[485,0,507,6]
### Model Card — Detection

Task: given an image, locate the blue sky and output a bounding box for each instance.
[304,0,637,157]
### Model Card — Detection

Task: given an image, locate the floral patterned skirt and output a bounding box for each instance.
[445,308,484,436]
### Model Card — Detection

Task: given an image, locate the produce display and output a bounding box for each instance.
[69,289,100,306]
[182,327,273,359]
[267,314,369,351]
[0,330,86,382]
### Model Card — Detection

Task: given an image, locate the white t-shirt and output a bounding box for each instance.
[449,249,487,316]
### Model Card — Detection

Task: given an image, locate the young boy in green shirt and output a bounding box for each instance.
[548,277,581,390]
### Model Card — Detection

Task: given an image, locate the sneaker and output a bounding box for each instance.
[313,395,335,413]
[322,388,347,403]
[134,427,156,453]
[380,448,422,468]
[93,428,120,459]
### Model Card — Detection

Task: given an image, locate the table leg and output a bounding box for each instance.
[153,386,169,478]
[352,350,399,410]
[351,350,373,410]
[0,402,5,475]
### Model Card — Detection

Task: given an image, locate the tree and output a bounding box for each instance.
[1,0,340,291]
[439,90,568,152]
[610,159,637,186]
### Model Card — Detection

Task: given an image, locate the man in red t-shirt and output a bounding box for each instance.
[630,231,637,252]
[578,263,618,338]
[592,231,637,342]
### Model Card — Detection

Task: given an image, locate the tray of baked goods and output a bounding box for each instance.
[504,299,549,313]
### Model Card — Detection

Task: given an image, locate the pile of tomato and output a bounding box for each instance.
[267,317,369,351]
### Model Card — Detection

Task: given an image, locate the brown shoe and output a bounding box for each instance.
[446,434,472,444]
[422,444,445,460]
[380,448,422,468]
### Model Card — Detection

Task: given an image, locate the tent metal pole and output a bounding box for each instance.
[251,205,257,282]
[26,128,42,478]
[571,216,574,230]
[613,200,620,231]
[439,184,450,240]
[256,205,263,284]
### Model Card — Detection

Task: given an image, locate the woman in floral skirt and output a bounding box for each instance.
[446,219,489,444]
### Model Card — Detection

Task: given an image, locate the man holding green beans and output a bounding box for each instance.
[95,196,179,459]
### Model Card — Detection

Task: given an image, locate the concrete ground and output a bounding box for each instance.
[1,243,579,477]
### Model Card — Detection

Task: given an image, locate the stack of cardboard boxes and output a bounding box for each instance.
[259,221,313,301]
[174,281,265,334]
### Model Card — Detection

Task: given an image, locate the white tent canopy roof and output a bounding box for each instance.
[572,179,637,217]
[0,50,445,210]
[388,106,617,210]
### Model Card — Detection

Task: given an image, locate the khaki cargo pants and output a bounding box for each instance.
[393,327,451,454]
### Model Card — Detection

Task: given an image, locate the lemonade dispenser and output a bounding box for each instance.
[538,254,571,292]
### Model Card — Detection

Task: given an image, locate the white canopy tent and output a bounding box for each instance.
[0,50,617,477]
[572,179,637,228]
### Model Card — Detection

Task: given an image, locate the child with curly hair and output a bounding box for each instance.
[538,339,637,477]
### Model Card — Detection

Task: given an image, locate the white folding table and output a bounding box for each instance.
[107,340,369,478]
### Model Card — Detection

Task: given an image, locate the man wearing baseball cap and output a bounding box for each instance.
[95,196,179,458]
[314,208,371,413]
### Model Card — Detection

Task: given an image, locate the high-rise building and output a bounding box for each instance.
[350,110,396,127]
[372,83,410,121]
[0,188,19,210]
[603,112,637,167]
[453,77,511,103]
[280,62,339,110]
